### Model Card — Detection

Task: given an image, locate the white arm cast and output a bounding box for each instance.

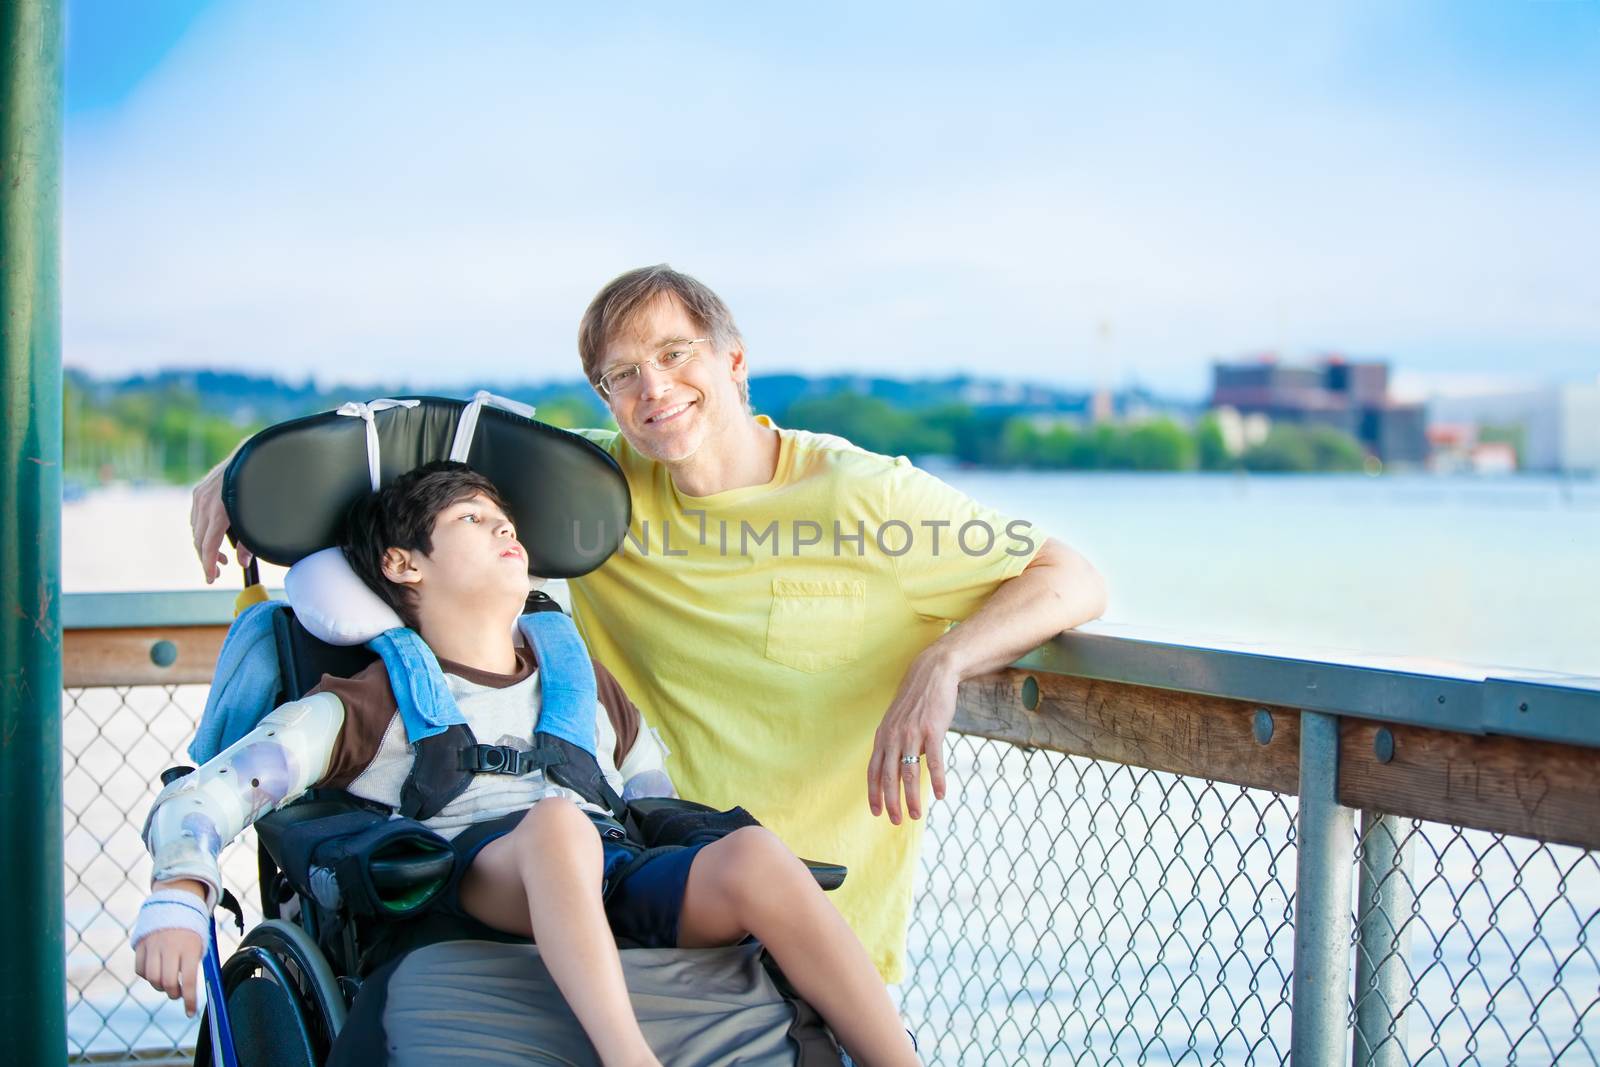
[143,691,345,910]
[618,723,677,802]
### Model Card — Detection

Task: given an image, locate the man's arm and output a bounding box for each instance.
[191,448,249,583]
[867,537,1106,824]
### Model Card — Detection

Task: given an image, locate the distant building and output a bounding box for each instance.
[1427,424,1519,475]
[1427,380,1600,475]
[1472,443,1518,475]
[1210,353,1429,466]
[1360,404,1429,468]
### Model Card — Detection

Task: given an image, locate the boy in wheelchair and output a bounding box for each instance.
[133,461,919,1067]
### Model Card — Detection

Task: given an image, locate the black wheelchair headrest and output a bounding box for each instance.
[222,395,630,579]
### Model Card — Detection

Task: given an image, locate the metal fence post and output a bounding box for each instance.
[1352,811,1414,1066]
[0,0,65,1062]
[1291,710,1356,1065]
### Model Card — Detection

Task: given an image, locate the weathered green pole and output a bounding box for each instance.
[0,0,65,1062]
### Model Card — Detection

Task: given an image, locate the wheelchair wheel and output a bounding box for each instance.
[195,920,348,1067]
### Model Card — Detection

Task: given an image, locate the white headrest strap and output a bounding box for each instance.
[449,390,538,463]
[335,398,420,490]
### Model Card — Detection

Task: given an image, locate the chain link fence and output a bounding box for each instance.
[903,734,1299,1065]
[66,686,1600,1065]
[902,735,1600,1066]
[1350,816,1600,1066]
[65,684,260,1063]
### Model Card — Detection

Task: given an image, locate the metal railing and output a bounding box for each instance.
[62,592,1600,1065]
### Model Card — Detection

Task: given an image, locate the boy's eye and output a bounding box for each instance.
[463,514,480,523]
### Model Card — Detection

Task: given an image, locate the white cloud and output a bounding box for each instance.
[64,0,1600,393]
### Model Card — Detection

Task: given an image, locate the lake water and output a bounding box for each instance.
[61,473,1600,1062]
[66,472,1600,676]
[946,470,1600,676]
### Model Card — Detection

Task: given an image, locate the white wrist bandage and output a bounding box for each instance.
[131,889,212,948]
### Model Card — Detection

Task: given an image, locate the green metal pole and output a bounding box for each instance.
[0,0,65,1063]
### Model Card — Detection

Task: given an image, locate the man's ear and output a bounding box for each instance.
[726,344,749,382]
[381,547,421,586]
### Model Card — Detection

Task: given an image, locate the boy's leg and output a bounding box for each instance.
[676,827,920,1067]
[459,799,660,1067]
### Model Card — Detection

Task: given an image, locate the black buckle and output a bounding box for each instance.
[460,743,562,776]
[585,811,629,842]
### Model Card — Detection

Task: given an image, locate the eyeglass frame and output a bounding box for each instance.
[593,338,711,398]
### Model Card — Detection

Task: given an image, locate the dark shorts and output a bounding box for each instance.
[435,808,706,950]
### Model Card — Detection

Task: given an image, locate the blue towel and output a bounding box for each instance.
[188,601,289,763]
[367,627,468,743]
[518,612,597,755]
[366,616,597,754]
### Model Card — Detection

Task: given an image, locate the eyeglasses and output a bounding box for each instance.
[594,339,709,398]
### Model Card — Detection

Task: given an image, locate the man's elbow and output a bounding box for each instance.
[1078,561,1109,625]
[1035,539,1107,629]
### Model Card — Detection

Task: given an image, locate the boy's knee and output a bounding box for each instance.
[514,798,597,855]
[705,827,804,904]
[719,825,787,863]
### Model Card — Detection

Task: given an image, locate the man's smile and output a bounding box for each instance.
[644,400,695,425]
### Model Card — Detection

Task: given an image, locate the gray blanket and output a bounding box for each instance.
[381,940,842,1065]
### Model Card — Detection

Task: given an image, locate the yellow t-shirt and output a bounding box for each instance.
[568,420,1040,981]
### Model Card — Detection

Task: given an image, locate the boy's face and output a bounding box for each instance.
[380,492,529,609]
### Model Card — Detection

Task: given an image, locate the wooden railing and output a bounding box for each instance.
[63,592,1600,1065]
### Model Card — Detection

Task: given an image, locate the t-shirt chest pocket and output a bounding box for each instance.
[764,579,866,673]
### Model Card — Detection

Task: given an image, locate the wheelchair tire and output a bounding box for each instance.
[194,920,348,1067]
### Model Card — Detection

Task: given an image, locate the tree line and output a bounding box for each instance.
[779,393,1368,472]
[63,373,1370,487]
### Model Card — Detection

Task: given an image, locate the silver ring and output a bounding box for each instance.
[900,754,921,766]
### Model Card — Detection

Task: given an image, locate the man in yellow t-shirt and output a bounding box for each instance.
[568,266,1107,981]
[191,264,1107,982]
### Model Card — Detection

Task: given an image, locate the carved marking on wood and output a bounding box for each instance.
[1342,719,1600,851]
[1514,772,1549,817]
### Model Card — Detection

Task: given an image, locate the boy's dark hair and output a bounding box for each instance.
[340,460,513,628]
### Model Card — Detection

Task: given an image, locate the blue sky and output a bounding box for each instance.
[63,0,1600,397]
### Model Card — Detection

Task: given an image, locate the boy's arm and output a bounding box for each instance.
[617,720,677,802]
[142,691,344,910]
[591,657,677,801]
[134,691,344,1016]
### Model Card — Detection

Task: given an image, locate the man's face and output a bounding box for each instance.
[385,492,529,610]
[595,295,747,465]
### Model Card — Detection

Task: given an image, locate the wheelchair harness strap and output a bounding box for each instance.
[389,606,623,822]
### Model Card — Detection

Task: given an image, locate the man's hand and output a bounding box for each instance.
[865,537,1107,825]
[867,649,959,825]
[133,879,209,1017]
[191,454,249,583]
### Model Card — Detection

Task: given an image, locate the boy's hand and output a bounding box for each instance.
[133,877,210,1017]
[135,927,205,1017]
